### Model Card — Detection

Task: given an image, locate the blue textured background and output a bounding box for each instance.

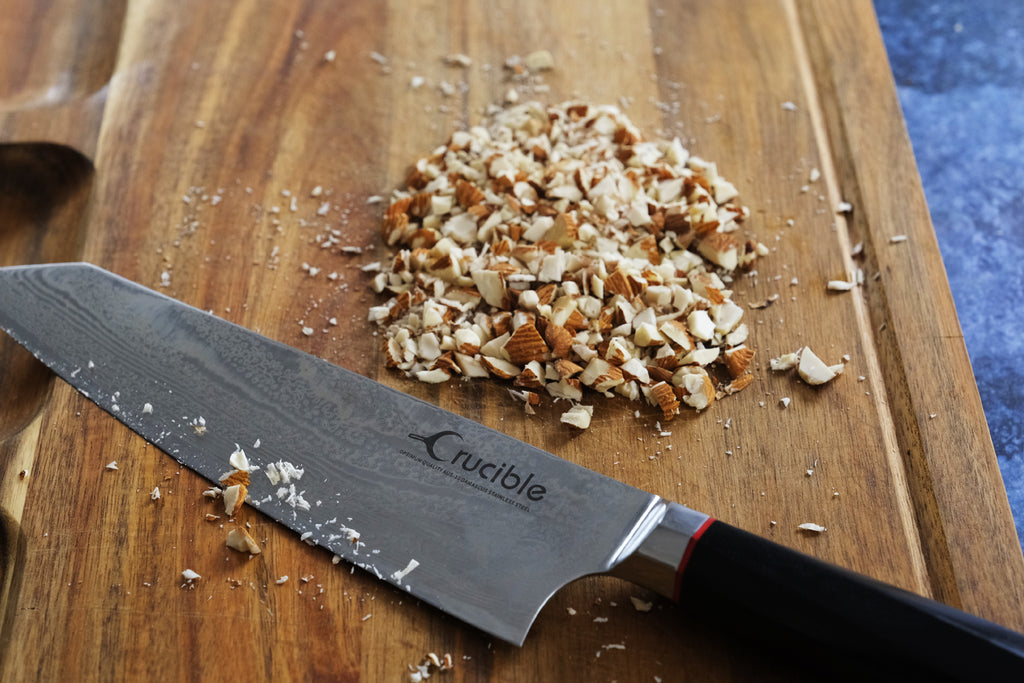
[875,1,1024,549]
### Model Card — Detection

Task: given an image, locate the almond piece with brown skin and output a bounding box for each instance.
[223,484,247,517]
[650,381,680,421]
[503,323,549,364]
[723,346,755,378]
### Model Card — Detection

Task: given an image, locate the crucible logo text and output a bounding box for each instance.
[402,430,547,511]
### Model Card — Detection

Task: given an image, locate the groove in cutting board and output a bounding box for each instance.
[781,0,932,596]
[790,0,1024,625]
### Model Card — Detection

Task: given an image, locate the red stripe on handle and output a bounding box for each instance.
[673,517,715,601]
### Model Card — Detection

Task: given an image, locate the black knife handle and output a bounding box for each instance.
[676,518,1024,681]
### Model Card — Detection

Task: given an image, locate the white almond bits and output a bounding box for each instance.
[226,527,262,555]
[371,101,763,424]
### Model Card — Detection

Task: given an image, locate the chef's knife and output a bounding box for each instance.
[2,262,1023,680]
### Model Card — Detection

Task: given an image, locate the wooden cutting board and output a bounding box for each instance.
[2,0,1022,680]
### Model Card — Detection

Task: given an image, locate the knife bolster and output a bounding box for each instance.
[608,502,712,600]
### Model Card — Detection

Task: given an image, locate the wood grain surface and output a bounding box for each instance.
[2,1,1022,680]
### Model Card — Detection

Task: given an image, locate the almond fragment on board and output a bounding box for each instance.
[770,352,800,371]
[407,650,455,682]
[723,346,754,378]
[444,53,472,67]
[415,368,451,384]
[226,527,262,555]
[181,569,201,587]
[722,373,753,395]
[630,596,654,612]
[524,49,555,71]
[827,279,856,292]
[797,346,844,386]
[560,404,594,429]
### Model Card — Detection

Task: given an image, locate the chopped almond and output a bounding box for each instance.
[553,358,583,378]
[696,231,739,270]
[722,373,754,394]
[503,323,549,364]
[650,382,680,421]
[222,484,247,517]
[797,346,844,385]
[455,179,486,208]
[580,357,625,392]
[543,323,573,358]
[479,355,521,379]
[368,101,761,428]
[560,404,594,429]
[723,346,755,378]
[545,212,579,247]
[226,528,262,555]
[603,270,636,298]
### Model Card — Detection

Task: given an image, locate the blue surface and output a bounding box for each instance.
[875,1,1024,549]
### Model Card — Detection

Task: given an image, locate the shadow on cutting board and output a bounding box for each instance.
[0,142,92,656]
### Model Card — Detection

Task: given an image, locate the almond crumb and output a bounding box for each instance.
[560,404,593,429]
[226,527,262,555]
[180,569,201,587]
[629,596,653,612]
[797,346,843,386]
[827,279,856,292]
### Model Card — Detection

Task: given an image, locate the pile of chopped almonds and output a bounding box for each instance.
[369,101,765,427]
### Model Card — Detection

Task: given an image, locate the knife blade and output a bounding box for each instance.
[2,262,1023,679]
